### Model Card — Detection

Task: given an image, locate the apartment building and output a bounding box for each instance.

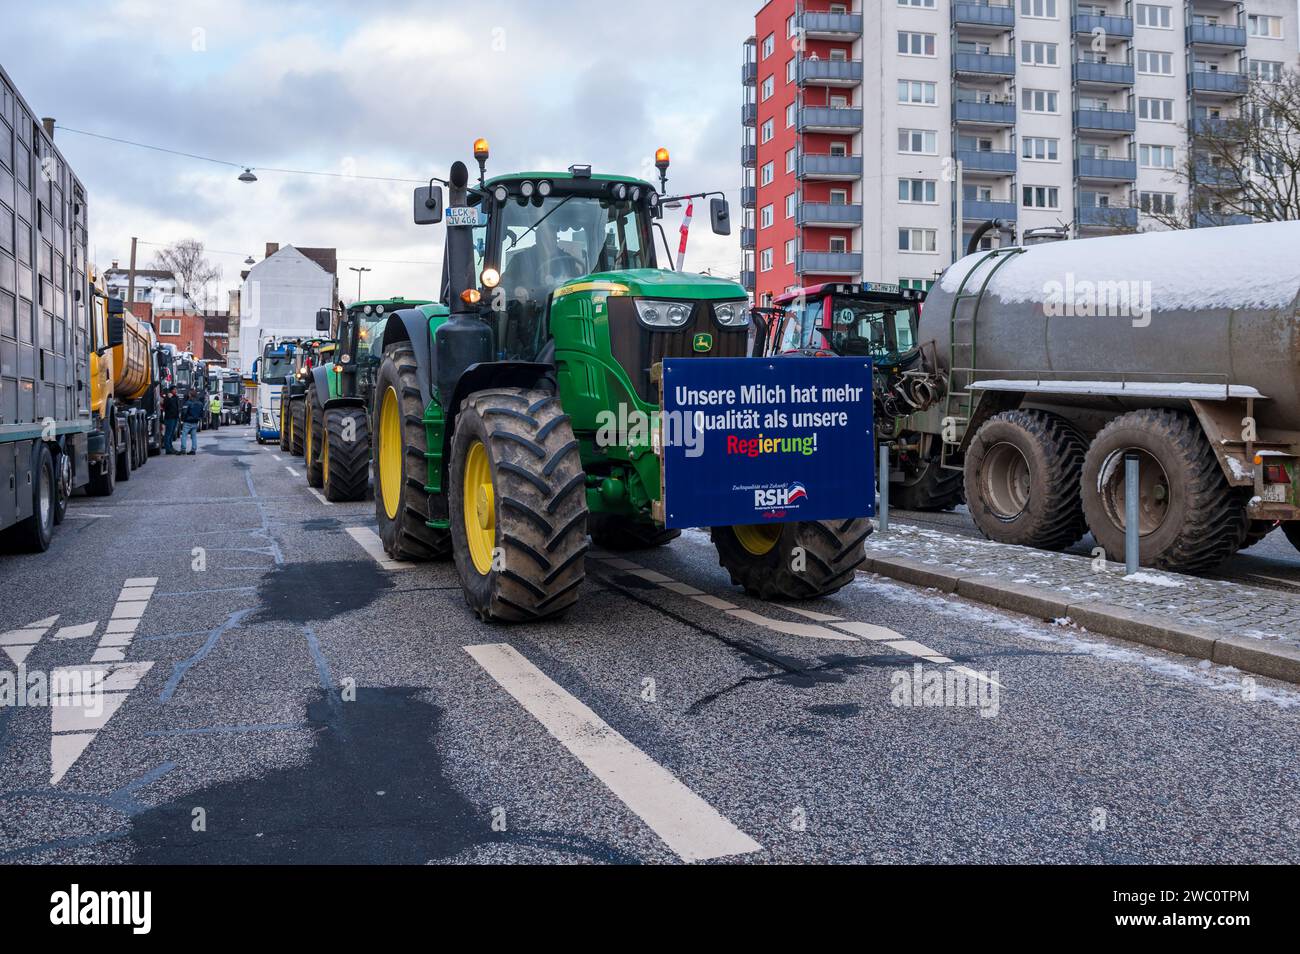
[741,0,1300,303]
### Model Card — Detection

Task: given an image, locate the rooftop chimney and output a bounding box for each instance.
[265,242,279,258]
[41,117,55,138]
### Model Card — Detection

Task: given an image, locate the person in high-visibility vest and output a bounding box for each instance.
[209,392,222,429]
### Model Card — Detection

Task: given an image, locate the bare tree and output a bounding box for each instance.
[1146,69,1300,229]
[152,239,222,312]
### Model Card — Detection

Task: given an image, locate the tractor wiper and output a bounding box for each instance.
[507,195,575,251]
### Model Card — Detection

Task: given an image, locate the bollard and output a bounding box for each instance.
[1124,452,1140,575]
[878,444,890,533]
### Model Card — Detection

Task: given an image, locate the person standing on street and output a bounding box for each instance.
[179,389,204,455]
[162,387,181,454]
[209,391,223,430]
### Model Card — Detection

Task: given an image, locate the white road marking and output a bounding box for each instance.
[0,616,58,666]
[53,621,99,641]
[272,454,282,461]
[831,620,905,641]
[345,527,413,571]
[725,608,857,641]
[307,488,332,506]
[285,466,301,477]
[465,643,762,863]
[66,512,112,519]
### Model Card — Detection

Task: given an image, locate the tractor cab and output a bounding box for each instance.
[768,282,926,365]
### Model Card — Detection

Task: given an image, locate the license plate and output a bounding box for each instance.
[1261,482,1289,502]
[446,207,481,227]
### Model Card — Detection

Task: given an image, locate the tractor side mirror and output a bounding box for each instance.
[709,197,731,236]
[315,307,331,332]
[414,185,444,225]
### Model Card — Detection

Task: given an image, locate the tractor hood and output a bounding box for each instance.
[563,269,747,301]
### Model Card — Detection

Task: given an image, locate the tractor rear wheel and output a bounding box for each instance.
[323,407,370,502]
[712,519,871,600]
[289,399,306,456]
[449,388,588,622]
[279,400,291,452]
[374,346,451,560]
[589,515,680,550]
[304,388,323,488]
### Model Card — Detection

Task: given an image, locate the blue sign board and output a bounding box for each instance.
[660,357,875,530]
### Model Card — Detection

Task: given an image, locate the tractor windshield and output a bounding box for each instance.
[825,299,919,360]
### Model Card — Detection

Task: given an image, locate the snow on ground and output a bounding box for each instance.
[1122,572,1187,588]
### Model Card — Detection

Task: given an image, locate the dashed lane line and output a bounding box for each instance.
[465,642,763,863]
[285,466,301,477]
[307,488,333,506]
[345,527,414,571]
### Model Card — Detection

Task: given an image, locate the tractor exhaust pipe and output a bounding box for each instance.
[434,160,493,408]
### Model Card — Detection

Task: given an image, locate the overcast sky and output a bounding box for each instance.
[2,0,753,304]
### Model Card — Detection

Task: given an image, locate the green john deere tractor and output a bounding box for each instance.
[368,141,870,621]
[305,297,433,500]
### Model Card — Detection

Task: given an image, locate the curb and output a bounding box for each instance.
[864,554,1300,686]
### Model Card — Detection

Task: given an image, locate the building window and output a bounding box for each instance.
[898,128,938,154]
[761,119,774,143]
[159,318,181,335]
[760,204,774,228]
[1138,97,1174,122]
[1248,15,1283,39]
[897,32,936,57]
[1021,137,1059,161]
[1019,0,1057,19]
[760,75,774,101]
[786,15,796,38]
[1250,60,1284,82]
[786,58,796,83]
[897,80,937,105]
[1020,41,1058,67]
[898,178,938,203]
[762,33,775,59]
[760,161,774,185]
[1139,191,1176,214]
[898,228,938,253]
[785,148,796,173]
[1139,144,1176,168]
[760,248,773,272]
[786,193,797,218]
[1135,4,1171,28]
[785,239,796,265]
[1021,88,1059,113]
[1137,50,1173,75]
[1022,185,1060,209]
[898,0,936,7]
[786,102,796,128]
[828,236,847,253]
[829,141,847,157]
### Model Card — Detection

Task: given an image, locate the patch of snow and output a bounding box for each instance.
[972,380,1264,401]
[1226,455,1253,481]
[1123,571,1188,588]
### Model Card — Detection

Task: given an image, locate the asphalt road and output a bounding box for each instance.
[1,425,1299,864]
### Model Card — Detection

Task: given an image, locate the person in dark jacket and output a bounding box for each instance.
[179,392,204,455]
[162,387,181,454]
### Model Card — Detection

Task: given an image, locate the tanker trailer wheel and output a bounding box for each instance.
[711,518,871,600]
[1081,409,1248,573]
[964,409,1087,550]
[278,400,292,452]
[893,454,964,512]
[290,399,306,456]
[304,388,323,488]
[323,407,370,502]
[589,514,681,551]
[1282,523,1300,553]
[373,346,452,561]
[448,388,588,622]
[1241,520,1275,550]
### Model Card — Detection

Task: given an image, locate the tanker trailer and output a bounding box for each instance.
[911,219,1300,573]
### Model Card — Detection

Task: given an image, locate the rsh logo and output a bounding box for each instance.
[754,483,808,508]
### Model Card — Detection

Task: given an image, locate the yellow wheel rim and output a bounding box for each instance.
[305,413,312,464]
[463,439,495,575]
[734,523,781,556]
[378,387,402,520]
[322,426,330,486]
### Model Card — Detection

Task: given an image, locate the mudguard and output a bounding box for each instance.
[445,360,554,427]
[380,309,437,411]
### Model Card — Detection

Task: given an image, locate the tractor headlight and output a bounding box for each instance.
[492,184,509,204]
[610,182,628,201]
[635,299,692,328]
[713,301,749,327]
[520,180,535,198]
[647,191,659,209]
[537,179,553,197]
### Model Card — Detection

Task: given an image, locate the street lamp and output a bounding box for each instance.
[238,168,258,183]
[349,266,371,300]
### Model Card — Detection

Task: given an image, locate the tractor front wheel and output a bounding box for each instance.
[374,346,451,560]
[711,518,871,601]
[323,407,370,502]
[279,400,291,452]
[449,388,588,622]
[289,399,306,456]
[305,387,323,488]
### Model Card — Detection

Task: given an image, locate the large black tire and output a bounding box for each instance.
[589,515,680,550]
[304,387,323,488]
[6,444,54,552]
[53,446,72,525]
[115,420,133,482]
[1081,409,1248,573]
[87,422,116,497]
[964,409,1087,550]
[893,457,963,512]
[289,398,306,456]
[323,407,370,502]
[711,518,871,600]
[374,346,452,560]
[278,399,292,452]
[1242,520,1274,550]
[1283,523,1300,553]
[448,387,588,622]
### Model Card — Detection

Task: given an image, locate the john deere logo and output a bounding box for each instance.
[692,333,713,353]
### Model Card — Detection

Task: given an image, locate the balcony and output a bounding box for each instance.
[741,143,756,166]
[957,148,1017,174]
[797,11,862,39]
[741,185,756,208]
[952,1,1015,30]
[796,202,862,227]
[1195,212,1252,228]
[1074,59,1135,87]
[1072,14,1133,38]
[742,101,757,126]
[740,227,755,250]
[1075,108,1136,133]
[1076,157,1138,181]
[797,250,863,276]
[954,99,1016,126]
[797,58,863,87]
[741,60,757,85]
[796,106,863,133]
[1187,23,1247,49]
[1191,116,1242,138]
[740,269,756,290]
[1078,205,1138,229]
[962,199,1017,221]
[1190,70,1248,96]
[796,153,863,180]
[1195,163,1241,187]
[953,51,1016,76]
